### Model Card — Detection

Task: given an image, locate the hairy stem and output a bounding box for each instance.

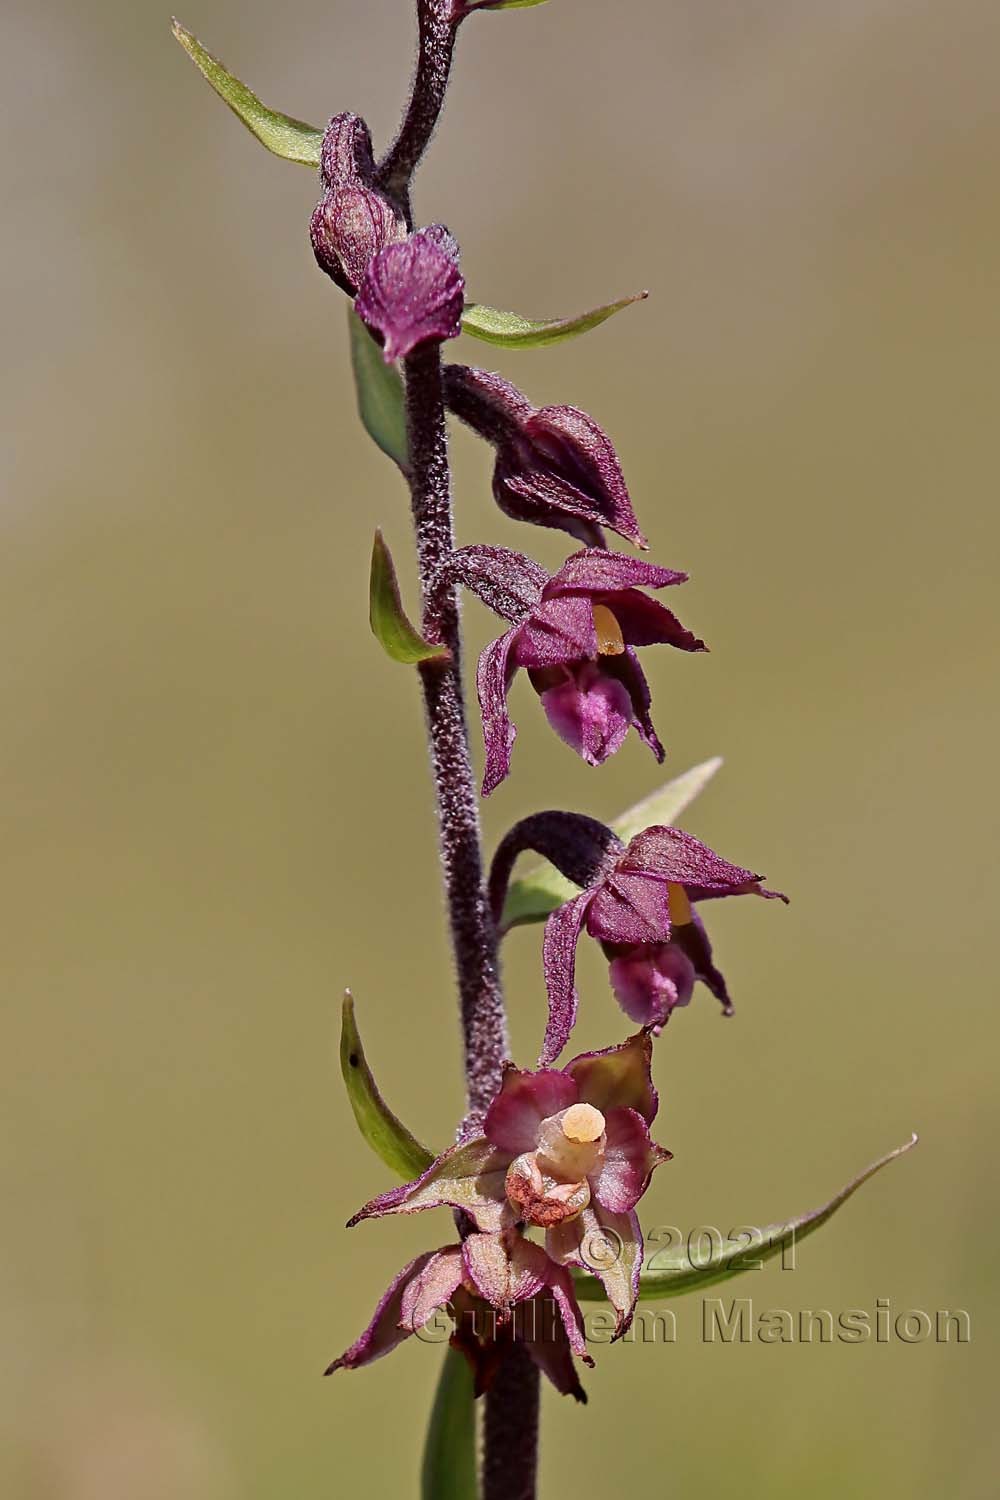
[377,0,459,213]
[391,10,540,1493]
[482,1344,541,1500]
[403,343,509,1125]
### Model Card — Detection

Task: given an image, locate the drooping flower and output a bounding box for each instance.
[488,813,788,1063]
[348,1033,670,1334]
[444,365,646,548]
[426,544,705,794]
[326,1229,592,1401]
[355,224,465,362]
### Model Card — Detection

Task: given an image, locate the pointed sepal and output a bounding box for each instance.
[370,531,449,665]
[461,292,646,349]
[340,991,434,1180]
[171,21,323,166]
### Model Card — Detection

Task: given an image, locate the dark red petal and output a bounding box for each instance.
[511,595,597,669]
[547,549,687,596]
[539,892,592,1065]
[600,647,664,761]
[483,1066,579,1153]
[673,913,735,1014]
[589,1107,671,1214]
[607,588,707,651]
[517,1296,589,1400]
[325,1248,449,1373]
[477,629,519,796]
[564,1031,658,1124]
[585,870,672,946]
[621,825,765,894]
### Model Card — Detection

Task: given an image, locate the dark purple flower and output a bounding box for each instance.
[326,1230,592,1401]
[310,113,407,296]
[355,225,465,362]
[427,543,704,794]
[348,1033,670,1335]
[488,813,788,1063]
[444,365,647,547]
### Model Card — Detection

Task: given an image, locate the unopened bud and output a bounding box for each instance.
[311,113,408,295]
[320,112,377,190]
[310,184,407,295]
[443,366,646,547]
[355,226,465,362]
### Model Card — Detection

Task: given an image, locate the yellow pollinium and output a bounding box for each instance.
[592,603,625,656]
[561,1102,606,1144]
[668,882,694,927]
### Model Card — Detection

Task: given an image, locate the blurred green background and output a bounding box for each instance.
[3,0,998,1494]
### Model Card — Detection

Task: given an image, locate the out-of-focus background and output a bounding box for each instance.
[3,0,998,1494]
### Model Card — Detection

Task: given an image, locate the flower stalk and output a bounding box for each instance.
[377,0,460,218]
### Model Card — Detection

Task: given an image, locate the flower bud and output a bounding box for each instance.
[355,226,465,362]
[443,366,646,547]
[310,184,407,295]
[319,112,377,189]
[311,113,408,295]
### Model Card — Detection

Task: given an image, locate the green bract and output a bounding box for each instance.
[573,1134,918,1302]
[421,1347,478,1500]
[369,532,448,666]
[461,292,646,349]
[172,20,323,166]
[340,992,434,1179]
[499,756,724,930]
[470,0,550,10]
[349,311,410,470]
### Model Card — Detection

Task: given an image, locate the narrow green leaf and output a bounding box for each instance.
[500,756,723,931]
[172,20,323,167]
[421,1347,478,1500]
[468,0,549,10]
[369,532,448,666]
[340,992,434,1180]
[612,755,724,844]
[573,1134,918,1303]
[348,310,410,470]
[460,291,646,350]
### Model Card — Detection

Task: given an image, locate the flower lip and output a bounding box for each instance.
[504,1153,591,1228]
